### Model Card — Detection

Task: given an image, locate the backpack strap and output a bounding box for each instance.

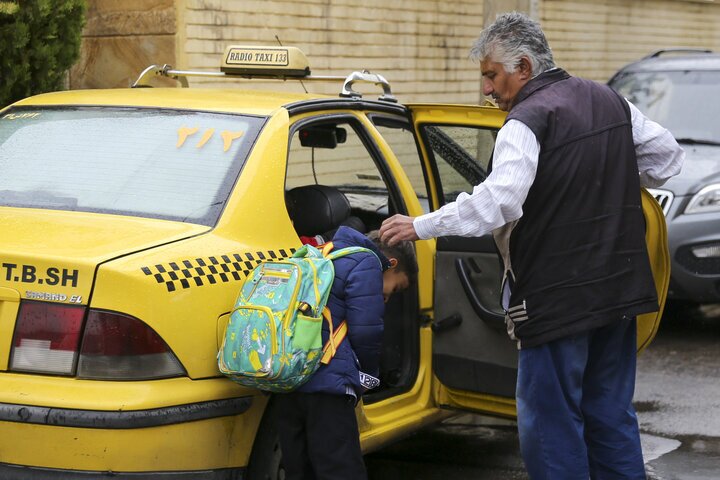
[323,243,382,266]
[318,241,381,364]
[321,241,335,257]
[320,308,347,365]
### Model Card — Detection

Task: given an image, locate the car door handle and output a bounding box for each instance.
[431,313,462,333]
[455,258,506,332]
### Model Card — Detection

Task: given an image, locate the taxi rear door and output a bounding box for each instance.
[406,104,517,415]
[406,104,670,416]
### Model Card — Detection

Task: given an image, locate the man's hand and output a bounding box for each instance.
[380,214,419,245]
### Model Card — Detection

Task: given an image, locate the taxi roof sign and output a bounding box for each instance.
[221,46,311,77]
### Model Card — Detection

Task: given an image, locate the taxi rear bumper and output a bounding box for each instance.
[0,375,264,475]
[0,396,251,429]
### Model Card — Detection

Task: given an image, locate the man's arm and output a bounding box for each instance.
[627,100,684,188]
[380,120,540,245]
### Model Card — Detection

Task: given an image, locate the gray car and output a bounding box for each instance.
[609,49,720,305]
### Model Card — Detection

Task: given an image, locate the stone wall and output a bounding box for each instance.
[69,0,177,89]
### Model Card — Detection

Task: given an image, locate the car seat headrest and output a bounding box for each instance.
[286,184,351,237]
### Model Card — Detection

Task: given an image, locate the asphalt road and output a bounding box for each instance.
[636,303,720,480]
[365,303,720,479]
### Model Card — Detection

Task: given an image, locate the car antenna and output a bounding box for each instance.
[276,35,308,94]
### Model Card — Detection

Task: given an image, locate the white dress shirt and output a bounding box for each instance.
[413,100,684,240]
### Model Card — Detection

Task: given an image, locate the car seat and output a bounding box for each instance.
[286,184,359,238]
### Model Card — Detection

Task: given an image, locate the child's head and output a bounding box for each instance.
[368,230,418,303]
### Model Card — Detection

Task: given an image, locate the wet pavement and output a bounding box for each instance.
[366,415,527,479]
[637,303,720,480]
[366,304,720,479]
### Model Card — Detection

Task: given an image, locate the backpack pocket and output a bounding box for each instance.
[219,305,278,377]
[291,313,323,351]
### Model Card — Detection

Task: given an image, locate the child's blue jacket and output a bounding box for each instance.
[298,227,390,397]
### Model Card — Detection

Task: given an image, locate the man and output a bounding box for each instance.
[379,12,683,479]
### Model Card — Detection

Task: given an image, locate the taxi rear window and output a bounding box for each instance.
[0,107,265,226]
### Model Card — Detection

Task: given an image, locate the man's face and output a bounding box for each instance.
[480,57,531,111]
[382,268,410,303]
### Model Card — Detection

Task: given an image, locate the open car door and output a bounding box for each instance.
[406,104,671,416]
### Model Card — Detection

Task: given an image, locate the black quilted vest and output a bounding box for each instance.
[502,68,658,348]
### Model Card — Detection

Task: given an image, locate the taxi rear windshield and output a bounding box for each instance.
[0,107,265,226]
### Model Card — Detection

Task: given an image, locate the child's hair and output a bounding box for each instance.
[367,230,418,285]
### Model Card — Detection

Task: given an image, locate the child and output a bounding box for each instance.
[274,226,418,480]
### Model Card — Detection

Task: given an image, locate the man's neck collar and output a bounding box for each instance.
[511,68,569,110]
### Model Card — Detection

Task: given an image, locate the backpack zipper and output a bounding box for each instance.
[268,261,303,380]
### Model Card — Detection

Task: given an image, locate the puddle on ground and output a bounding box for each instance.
[642,433,682,463]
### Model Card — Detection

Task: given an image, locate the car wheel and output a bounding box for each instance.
[246,401,286,480]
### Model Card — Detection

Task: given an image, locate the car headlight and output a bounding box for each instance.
[685,184,720,214]
[691,244,720,258]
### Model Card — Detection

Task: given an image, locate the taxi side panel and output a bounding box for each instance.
[0,111,299,474]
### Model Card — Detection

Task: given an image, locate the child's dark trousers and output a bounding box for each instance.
[274,391,367,480]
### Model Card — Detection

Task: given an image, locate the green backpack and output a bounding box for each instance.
[218,242,379,392]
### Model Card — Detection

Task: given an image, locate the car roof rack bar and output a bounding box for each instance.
[644,48,713,59]
[340,70,397,103]
[131,64,397,103]
[132,65,191,88]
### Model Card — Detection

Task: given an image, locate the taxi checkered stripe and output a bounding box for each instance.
[141,248,296,292]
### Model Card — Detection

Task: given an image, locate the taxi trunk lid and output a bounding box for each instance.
[0,208,208,371]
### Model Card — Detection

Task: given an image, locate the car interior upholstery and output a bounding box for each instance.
[286,184,353,238]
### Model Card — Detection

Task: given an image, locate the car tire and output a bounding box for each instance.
[245,400,285,480]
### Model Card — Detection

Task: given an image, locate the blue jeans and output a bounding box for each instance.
[516,318,646,480]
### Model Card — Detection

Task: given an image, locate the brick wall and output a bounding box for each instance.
[181,0,485,104]
[72,0,720,102]
[178,0,720,101]
[541,0,720,82]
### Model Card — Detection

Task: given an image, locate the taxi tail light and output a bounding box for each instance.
[10,301,86,375]
[77,310,185,380]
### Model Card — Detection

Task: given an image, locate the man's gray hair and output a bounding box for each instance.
[470,12,555,76]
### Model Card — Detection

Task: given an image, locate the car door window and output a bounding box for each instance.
[421,125,497,206]
[286,119,390,231]
[286,121,383,191]
[371,117,429,214]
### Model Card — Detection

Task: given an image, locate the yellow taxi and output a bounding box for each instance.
[0,46,670,479]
